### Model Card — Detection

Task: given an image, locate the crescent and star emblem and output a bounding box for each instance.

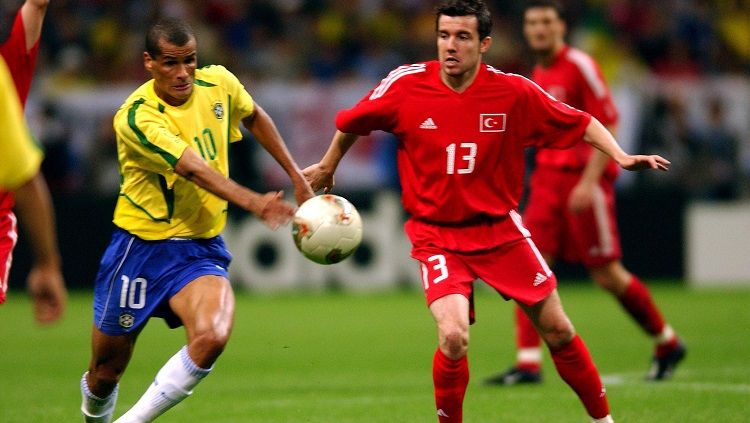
[479,113,506,132]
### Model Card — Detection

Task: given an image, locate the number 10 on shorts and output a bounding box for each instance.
[119,275,147,309]
[421,255,449,290]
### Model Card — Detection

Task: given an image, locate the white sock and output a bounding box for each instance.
[114,346,211,423]
[80,372,119,423]
[592,415,614,423]
[517,347,543,366]
[655,324,675,345]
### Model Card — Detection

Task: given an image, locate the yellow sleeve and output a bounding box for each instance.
[114,98,189,188]
[0,57,42,190]
[221,67,255,142]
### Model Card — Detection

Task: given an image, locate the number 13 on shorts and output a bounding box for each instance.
[420,254,449,290]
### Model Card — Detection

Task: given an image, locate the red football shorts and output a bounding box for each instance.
[523,167,622,268]
[412,236,557,315]
[0,210,18,304]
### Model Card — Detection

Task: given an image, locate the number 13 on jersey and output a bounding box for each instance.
[446,142,477,174]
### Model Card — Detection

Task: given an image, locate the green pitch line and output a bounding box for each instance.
[0,283,748,422]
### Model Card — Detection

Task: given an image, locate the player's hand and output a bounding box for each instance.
[302,163,335,193]
[568,181,595,214]
[26,264,67,325]
[257,191,296,230]
[293,178,315,206]
[618,155,670,171]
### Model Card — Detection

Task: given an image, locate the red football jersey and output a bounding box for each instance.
[0,193,13,212]
[337,61,592,225]
[532,46,619,176]
[0,9,40,106]
[0,9,40,211]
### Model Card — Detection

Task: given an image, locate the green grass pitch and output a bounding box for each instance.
[0,283,748,422]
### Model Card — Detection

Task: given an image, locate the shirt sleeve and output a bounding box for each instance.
[0,57,42,190]
[220,66,254,142]
[115,98,189,188]
[335,66,410,135]
[517,75,592,149]
[0,9,39,105]
[578,62,618,127]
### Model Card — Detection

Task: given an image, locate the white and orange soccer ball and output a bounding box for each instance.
[292,194,363,265]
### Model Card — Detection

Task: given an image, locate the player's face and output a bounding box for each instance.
[523,7,565,55]
[144,37,197,106]
[437,15,491,80]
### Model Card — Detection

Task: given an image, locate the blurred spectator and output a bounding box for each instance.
[37,101,83,193]
[22,0,747,84]
[86,114,119,193]
[636,94,701,193]
[715,0,750,71]
[690,97,741,201]
[651,38,702,78]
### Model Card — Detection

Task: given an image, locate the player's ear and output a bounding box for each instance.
[480,36,492,54]
[143,52,153,71]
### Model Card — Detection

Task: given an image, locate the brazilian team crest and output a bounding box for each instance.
[119,312,135,328]
[213,102,224,120]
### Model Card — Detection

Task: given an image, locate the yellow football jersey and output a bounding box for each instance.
[0,56,42,190]
[112,65,254,240]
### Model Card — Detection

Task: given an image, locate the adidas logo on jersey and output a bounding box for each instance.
[419,118,437,129]
[437,409,450,417]
[533,272,548,286]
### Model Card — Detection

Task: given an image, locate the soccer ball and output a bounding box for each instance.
[292,194,363,265]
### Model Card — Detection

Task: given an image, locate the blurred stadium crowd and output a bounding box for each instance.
[5,0,750,201]
[24,0,750,81]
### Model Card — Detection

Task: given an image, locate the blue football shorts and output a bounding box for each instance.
[93,228,232,336]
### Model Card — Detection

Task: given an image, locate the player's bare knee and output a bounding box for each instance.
[540,321,576,349]
[193,327,230,356]
[590,263,630,295]
[590,273,619,293]
[440,328,469,359]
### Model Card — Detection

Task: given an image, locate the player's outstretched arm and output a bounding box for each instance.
[568,124,618,214]
[13,172,67,324]
[20,0,50,51]
[303,130,360,193]
[583,117,670,172]
[242,104,314,206]
[174,147,295,229]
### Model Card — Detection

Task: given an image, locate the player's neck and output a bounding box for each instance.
[154,85,190,107]
[536,42,565,67]
[440,63,481,94]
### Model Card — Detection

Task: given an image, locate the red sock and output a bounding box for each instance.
[515,306,541,371]
[433,348,469,423]
[617,276,666,336]
[550,335,609,419]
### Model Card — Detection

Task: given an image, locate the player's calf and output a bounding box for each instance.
[549,335,611,421]
[433,348,469,423]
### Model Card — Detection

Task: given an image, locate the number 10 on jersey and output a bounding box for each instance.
[446,142,477,174]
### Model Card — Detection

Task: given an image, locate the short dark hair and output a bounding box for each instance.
[436,0,493,40]
[523,0,566,22]
[145,18,195,58]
